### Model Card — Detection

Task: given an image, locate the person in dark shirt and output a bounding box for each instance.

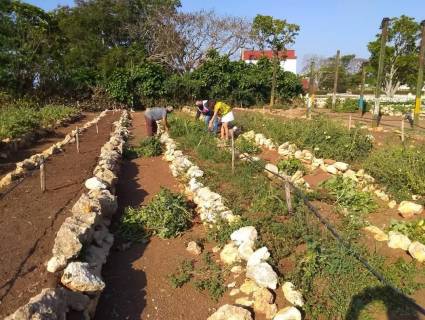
[144,106,173,136]
[195,100,218,133]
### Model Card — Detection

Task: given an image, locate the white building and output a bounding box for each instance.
[241,49,297,74]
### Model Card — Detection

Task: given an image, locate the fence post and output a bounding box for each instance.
[40,157,46,192]
[285,180,293,214]
[332,49,341,110]
[401,118,405,142]
[231,130,235,174]
[348,114,352,130]
[96,122,99,134]
[76,127,80,153]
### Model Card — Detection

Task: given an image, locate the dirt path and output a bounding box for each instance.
[0,112,99,176]
[95,112,217,320]
[0,111,120,318]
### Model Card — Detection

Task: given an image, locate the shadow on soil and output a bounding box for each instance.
[94,159,150,319]
[345,285,422,320]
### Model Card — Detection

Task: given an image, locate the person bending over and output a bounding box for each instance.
[195,100,219,133]
[208,100,234,140]
[144,106,173,136]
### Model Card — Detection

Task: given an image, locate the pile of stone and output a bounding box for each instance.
[6,110,130,320]
[0,110,110,190]
[208,226,303,320]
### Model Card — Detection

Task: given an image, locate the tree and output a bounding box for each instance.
[251,15,299,108]
[368,15,420,97]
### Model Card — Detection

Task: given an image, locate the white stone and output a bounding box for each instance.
[273,307,302,320]
[246,262,278,289]
[388,200,397,209]
[85,177,107,190]
[388,231,412,251]
[187,241,202,255]
[294,150,303,159]
[326,165,338,175]
[207,304,253,320]
[46,255,67,273]
[282,282,304,307]
[364,225,388,242]
[238,241,255,261]
[408,241,425,262]
[231,226,258,246]
[343,169,358,182]
[265,163,279,177]
[220,243,241,265]
[61,262,105,293]
[398,201,423,218]
[247,247,270,266]
[334,162,349,172]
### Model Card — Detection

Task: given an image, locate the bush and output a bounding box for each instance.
[119,188,192,239]
[336,99,359,113]
[277,158,305,176]
[364,145,425,201]
[235,136,261,154]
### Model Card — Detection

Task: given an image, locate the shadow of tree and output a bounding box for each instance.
[345,285,422,320]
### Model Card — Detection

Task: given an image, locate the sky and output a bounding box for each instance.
[26,0,425,71]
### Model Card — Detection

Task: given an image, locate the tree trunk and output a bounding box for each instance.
[384,64,399,98]
[270,56,278,109]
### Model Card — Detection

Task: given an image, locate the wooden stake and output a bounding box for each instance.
[285,181,293,214]
[76,127,80,153]
[96,122,99,134]
[40,157,46,192]
[401,118,405,142]
[231,130,235,174]
[348,114,352,130]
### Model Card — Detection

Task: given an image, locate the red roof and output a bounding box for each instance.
[242,49,296,60]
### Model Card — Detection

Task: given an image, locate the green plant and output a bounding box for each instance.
[119,188,192,239]
[388,219,425,244]
[235,136,261,154]
[124,136,163,159]
[169,259,194,288]
[321,176,377,216]
[277,158,305,176]
[364,145,425,201]
[336,99,359,113]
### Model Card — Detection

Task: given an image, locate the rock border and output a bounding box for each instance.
[5,110,130,320]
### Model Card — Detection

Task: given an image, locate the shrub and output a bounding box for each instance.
[235,136,261,154]
[277,158,305,176]
[336,99,359,113]
[321,176,377,216]
[169,259,194,288]
[119,188,192,239]
[364,145,425,201]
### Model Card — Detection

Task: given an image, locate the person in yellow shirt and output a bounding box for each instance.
[208,100,234,140]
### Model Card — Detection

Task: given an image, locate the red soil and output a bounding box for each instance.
[0,112,120,318]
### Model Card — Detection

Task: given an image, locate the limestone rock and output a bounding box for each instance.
[238,241,255,261]
[61,262,105,293]
[235,297,254,307]
[334,162,349,172]
[408,241,425,262]
[231,226,258,246]
[230,289,240,296]
[247,247,270,266]
[85,177,107,190]
[46,255,67,273]
[273,307,302,320]
[398,201,423,218]
[88,189,118,218]
[246,262,278,289]
[282,282,304,307]
[265,163,279,178]
[253,288,274,311]
[388,200,397,209]
[207,304,253,320]
[5,287,89,320]
[388,231,412,251]
[343,169,358,182]
[187,241,202,255]
[364,225,388,242]
[220,243,241,265]
[231,265,243,274]
[240,279,260,295]
[326,165,338,175]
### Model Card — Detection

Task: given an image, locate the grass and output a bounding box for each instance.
[235,136,261,154]
[364,144,425,202]
[168,112,425,319]
[235,112,373,162]
[119,188,192,240]
[0,103,79,140]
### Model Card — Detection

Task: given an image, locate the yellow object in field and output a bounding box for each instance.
[415,97,422,114]
[214,101,231,116]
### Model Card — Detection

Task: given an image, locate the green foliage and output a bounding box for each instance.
[235,136,261,154]
[321,176,377,216]
[124,137,163,159]
[0,104,79,139]
[277,158,305,176]
[364,145,425,201]
[236,112,373,162]
[169,259,194,288]
[119,188,192,240]
[388,219,425,244]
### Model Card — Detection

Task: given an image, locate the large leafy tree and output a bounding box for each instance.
[368,15,420,97]
[251,15,299,108]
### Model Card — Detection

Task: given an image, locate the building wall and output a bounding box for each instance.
[245,59,297,74]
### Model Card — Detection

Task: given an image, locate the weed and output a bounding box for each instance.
[388,219,425,244]
[235,136,261,154]
[169,259,194,288]
[277,158,305,176]
[118,206,147,242]
[119,188,192,240]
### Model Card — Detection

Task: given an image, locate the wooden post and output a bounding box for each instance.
[285,181,293,214]
[40,157,46,192]
[348,114,352,130]
[231,130,235,174]
[414,20,425,124]
[332,50,341,110]
[401,118,405,142]
[96,122,99,134]
[76,127,80,153]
